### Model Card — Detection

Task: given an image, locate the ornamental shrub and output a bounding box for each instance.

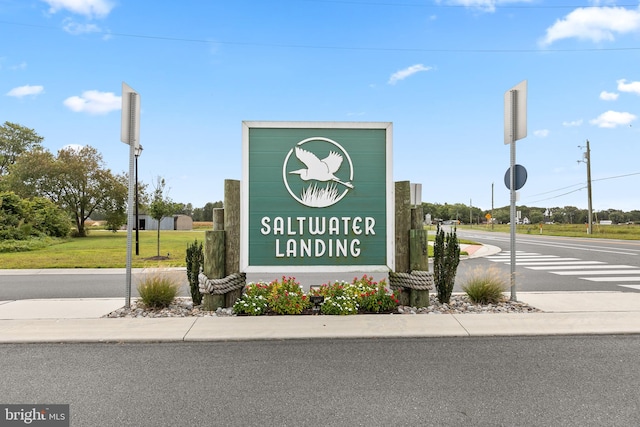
[433,225,460,304]
[462,265,508,305]
[137,273,180,309]
[185,239,204,305]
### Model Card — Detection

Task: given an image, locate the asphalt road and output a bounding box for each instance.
[455,229,640,293]
[1,337,639,426]
[1,231,639,299]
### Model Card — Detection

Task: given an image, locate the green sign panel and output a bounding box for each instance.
[241,121,394,273]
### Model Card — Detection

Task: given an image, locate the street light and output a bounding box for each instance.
[134,145,143,255]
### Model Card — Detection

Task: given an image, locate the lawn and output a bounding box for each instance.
[0,226,477,269]
[456,223,640,240]
[0,230,206,269]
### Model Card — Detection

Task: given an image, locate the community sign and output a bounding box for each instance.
[241,121,394,273]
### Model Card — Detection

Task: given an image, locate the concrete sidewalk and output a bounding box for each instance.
[1,292,639,343]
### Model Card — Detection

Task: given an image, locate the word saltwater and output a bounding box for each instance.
[260,216,376,258]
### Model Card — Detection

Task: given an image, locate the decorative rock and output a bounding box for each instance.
[103,295,541,318]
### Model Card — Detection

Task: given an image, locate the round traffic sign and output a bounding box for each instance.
[504,164,527,190]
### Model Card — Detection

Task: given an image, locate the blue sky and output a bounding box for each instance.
[2,0,639,213]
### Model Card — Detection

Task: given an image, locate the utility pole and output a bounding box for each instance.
[578,140,593,234]
[491,183,494,230]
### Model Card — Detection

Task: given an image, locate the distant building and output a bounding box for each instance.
[137,214,193,231]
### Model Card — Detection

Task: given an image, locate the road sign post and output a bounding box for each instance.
[121,82,140,309]
[504,80,527,301]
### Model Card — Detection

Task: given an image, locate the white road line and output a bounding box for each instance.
[515,261,605,266]
[551,270,640,276]
[485,250,640,290]
[488,258,582,263]
[527,265,637,270]
[583,277,640,282]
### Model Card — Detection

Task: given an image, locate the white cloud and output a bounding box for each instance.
[6,85,44,98]
[562,119,583,127]
[540,6,640,46]
[63,19,101,35]
[63,90,120,114]
[599,91,618,101]
[589,110,637,128]
[617,78,640,95]
[435,0,533,13]
[533,129,549,137]
[42,0,114,19]
[388,64,433,85]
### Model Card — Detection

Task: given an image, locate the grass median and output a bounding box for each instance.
[0,230,206,269]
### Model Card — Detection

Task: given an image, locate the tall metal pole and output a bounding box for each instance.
[509,89,517,301]
[586,139,593,235]
[125,92,137,309]
[135,151,140,256]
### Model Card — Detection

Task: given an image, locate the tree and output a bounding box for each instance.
[0,122,44,177]
[0,191,70,240]
[5,145,127,237]
[149,177,176,258]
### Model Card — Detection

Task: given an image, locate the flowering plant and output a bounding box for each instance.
[310,281,359,315]
[355,276,400,313]
[232,275,399,315]
[267,276,310,315]
[232,282,270,315]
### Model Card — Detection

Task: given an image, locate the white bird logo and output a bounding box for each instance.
[289,146,354,189]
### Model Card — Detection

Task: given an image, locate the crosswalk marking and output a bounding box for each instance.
[583,277,640,282]
[551,270,640,276]
[527,265,636,270]
[487,251,640,291]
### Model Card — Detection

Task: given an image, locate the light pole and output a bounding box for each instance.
[134,145,143,255]
[578,140,593,234]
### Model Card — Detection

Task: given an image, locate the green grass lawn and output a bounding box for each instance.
[455,223,640,240]
[0,230,206,269]
[0,226,492,270]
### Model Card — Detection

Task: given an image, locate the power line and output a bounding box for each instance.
[524,171,640,205]
[300,0,640,9]
[1,19,640,53]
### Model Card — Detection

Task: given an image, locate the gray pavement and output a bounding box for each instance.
[1,244,639,343]
[1,292,639,343]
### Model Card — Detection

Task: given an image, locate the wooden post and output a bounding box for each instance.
[409,229,429,271]
[410,287,430,308]
[395,181,411,273]
[223,179,242,307]
[224,179,241,276]
[410,206,423,230]
[213,208,224,231]
[202,230,226,310]
[409,205,430,308]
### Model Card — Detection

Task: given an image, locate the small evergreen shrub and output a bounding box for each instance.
[433,225,460,304]
[462,265,508,304]
[137,274,180,309]
[185,239,204,305]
